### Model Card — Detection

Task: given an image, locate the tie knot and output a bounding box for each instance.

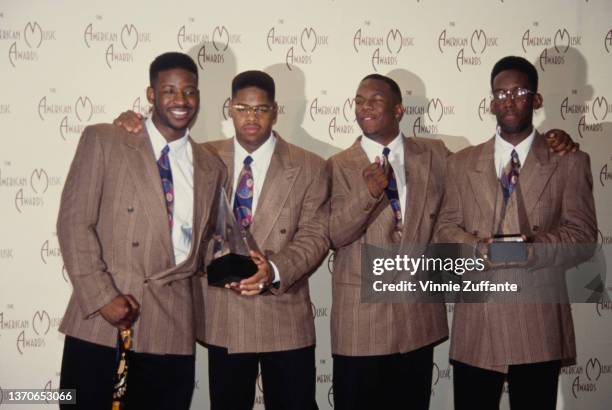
[161,145,170,156]
[244,155,253,166]
[510,149,520,166]
[382,147,390,158]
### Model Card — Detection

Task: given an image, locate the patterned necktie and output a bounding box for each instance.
[382,147,403,235]
[500,149,521,200]
[157,145,174,230]
[234,155,254,229]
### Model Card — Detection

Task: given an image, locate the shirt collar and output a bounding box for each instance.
[145,117,190,159]
[360,132,404,162]
[233,132,277,170]
[494,126,535,172]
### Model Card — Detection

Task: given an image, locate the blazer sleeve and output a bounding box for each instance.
[433,155,479,247]
[530,152,598,269]
[328,158,385,249]
[57,126,119,318]
[268,160,331,295]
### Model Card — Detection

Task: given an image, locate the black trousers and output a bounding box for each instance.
[332,344,434,410]
[207,344,318,410]
[60,335,195,410]
[452,360,562,410]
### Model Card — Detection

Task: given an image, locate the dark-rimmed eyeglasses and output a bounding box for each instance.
[491,88,535,102]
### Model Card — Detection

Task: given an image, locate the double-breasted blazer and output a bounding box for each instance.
[58,124,225,355]
[195,134,330,353]
[328,136,450,356]
[434,133,597,372]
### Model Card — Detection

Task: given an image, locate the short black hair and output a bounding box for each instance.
[361,74,402,104]
[232,70,276,101]
[490,56,538,92]
[149,52,198,86]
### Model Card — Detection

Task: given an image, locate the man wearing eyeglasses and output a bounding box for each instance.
[198,70,329,410]
[434,56,597,409]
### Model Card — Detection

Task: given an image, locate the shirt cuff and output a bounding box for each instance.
[269,260,281,284]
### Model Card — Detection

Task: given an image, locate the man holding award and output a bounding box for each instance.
[198,70,329,410]
[434,56,597,409]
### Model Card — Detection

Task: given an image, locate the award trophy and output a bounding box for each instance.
[207,189,258,287]
[488,168,528,263]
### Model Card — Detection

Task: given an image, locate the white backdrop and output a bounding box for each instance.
[0,0,611,408]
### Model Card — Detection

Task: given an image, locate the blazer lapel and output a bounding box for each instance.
[250,135,300,246]
[121,128,173,262]
[467,138,501,232]
[188,140,223,261]
[401,137,431,244]
[519,132,557,216]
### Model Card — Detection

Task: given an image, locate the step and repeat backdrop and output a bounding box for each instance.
[0,0,611,408]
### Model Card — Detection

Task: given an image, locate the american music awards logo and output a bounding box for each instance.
[83,18,151,69]
[404,93,456,136]
[437,25,499,72]
[430,362,451,396]
[2,20,56,67]
[520,25,581,71]
[177,22,241,69]
[353,23,415,72]
[1,163,62,213]
[566,358,612,398]
[1,310,61,355]
[558,93,610,139]
[266,23,329,71]
[37,93,106,140]
[308,95,356,140]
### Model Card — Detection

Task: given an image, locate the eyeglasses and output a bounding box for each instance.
[491,88,535,102]
[231,104,274,116]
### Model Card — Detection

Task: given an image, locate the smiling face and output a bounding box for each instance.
[147,68,199,142]
[230,86,277,153]
[354,78,404,146]
[491,69,542,144]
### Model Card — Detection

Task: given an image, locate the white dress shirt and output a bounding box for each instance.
[232,133,280,283]
[361,133,407,216]
[146,117,194,265]
[494,126,535,178]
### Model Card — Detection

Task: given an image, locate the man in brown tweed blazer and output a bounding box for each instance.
[327,74,450,410]
[57,52,225,410]
[196,71,329,410]
[434,56,597,410]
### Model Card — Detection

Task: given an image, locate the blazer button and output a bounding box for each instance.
[532,225,540,232]
[280,229,287,234]
[143,279,149,285]
[430,213,436,220]
[132,241,139,247]
[127,206,134,213]
[472,230,479,236]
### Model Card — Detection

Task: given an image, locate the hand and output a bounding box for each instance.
[113,110,144,133]
[226,250,273,296]
[99,294,140,330]
[363,156,389,199]
[544,129,579,156]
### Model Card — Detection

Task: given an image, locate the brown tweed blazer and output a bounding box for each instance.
[434,133,597,372]
[328,136,450,356]
[194,134,330,353]
[58,124,225,355]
